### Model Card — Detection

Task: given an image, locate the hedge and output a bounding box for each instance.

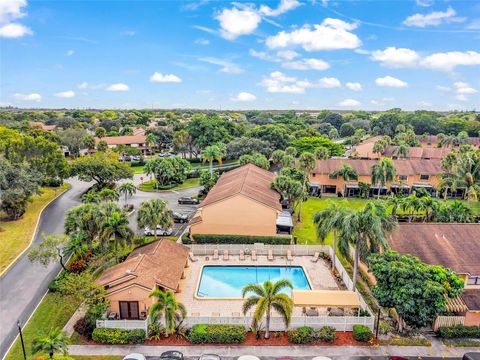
[317,326,336,342]
[287,326,337,343]
[92,328,145,344]
[438,325,480,339]
[187,324,246,343]
[188,234,291,245]
[353,325,372,342]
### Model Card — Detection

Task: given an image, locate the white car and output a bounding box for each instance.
[123,354,146,360]
[144,225,173,236]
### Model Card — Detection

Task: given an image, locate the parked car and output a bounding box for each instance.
[199,355,221,360]
[160,350,184,360]
[178,196,199,205]
[143,226,173,236]
[463,353,480,360]
[123,354,146,360]
[173,212,188,223]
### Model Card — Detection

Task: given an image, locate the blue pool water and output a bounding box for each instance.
[196,266,311,298]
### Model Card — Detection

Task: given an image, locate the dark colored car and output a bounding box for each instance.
[160,350,184,360]
[178,196,199,205]
[173,212,188,223]
[463,353,480,360]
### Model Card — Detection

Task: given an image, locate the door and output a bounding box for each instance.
[119,301,140,319]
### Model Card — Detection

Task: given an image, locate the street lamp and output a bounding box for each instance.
[17,320,27,360]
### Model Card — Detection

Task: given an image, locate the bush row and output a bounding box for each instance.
[187,324,246,343]
[92,328,145,344]
[438,325,480,339]
[287,326,336,343]
[353,325,372,342]
[187,234,291,245]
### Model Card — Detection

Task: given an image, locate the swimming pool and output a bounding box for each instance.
[196,265,311,298]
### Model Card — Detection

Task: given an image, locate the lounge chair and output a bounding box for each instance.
[287,250,293,262]
[251,250,257,261]
[239,250,245,261]
[213,249,219,260]
[311,252,320,263]
[189,252,198,262]
[268,249,274,261]
[223,249,229,261]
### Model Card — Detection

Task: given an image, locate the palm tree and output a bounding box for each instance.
[332,164,358,182]
[101,211,133,263]
[371,158,396,199]
[297,152,316,221]
[372,141,386,156]
[401,195,422,222]
[149,289,187,338]
[394,143,409,159]
[81,192,101,203]
[340,202,397,291]
[65,203,101,250]
[201,145,224,176]
[97,188,120,202]
[358,182,371,199]
[417,196,439,222]
[136,199,173,239]
[242,280,293,339]
[313,202,349,271]
[32,328,69,360]
[119,182,136,206]
[146,133,157,150]
[314,147,329,160]
[387,195,404,219]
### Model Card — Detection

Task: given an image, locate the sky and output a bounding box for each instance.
[1,0,480,111]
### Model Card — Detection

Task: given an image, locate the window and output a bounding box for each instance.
[329,174,338,180]
[467,276,480,286]
[398,175,408,181]
[119,301,140,319]
[420,174,430,181]
[312,173,316,178]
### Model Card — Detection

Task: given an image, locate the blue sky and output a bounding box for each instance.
[1,0,479,110]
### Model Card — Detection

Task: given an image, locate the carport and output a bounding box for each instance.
[292,290,362,316]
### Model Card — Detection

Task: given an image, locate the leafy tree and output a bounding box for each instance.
[280,154,295,168]
[242,280,293,339]
[136,199,173,238]
[201,144,225,176]
[100,211,133,263]
[271,149,286,165]
[290,136,344,156]
[95,127,107,138]
[96,140,108,152]
[340,123,355,137]
[71,151,133,187]
[369,250,464,329]
[393,143,409,158]
[58,127,88,157]
[370,112,403,137]
[149,289,187,338]
[226,136,272,160]
[317,111,345,130]
[186,114,239,149]
[83,135,95,151]
[144,157,191,186]
[173,129,192,158]
[199,169,219,192]
[314,146,330,160]
[32,328,70,360]
[272,167,304,212]
[328,128,339,140]
[28,234,70,272]
[285,146,298,157]
[118,182,136,206]
[247,124,291,150]
[239,152,270,170]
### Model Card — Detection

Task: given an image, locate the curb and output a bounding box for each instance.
[0,184,71,277]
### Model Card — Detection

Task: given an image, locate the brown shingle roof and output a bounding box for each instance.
[313,159,442,176]
[388,223,480,275]
[199,164,281,211]
[95,135,146,145]
[97,239,189,292]
[417,135,480,147]
[382,146,451,159]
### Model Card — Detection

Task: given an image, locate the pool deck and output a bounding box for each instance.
[176,254,339,317]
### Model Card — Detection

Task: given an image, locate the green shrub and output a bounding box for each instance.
[187,324,246,343]
[353,325,372,342]
[92,328,145,344]
[438,325,480,339]
[287,326,315,344]
[316,326,336,342]
[189,234,291,245]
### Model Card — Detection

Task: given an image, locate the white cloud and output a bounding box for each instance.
[403,7,464,28]
[121,30,136,36]
[259,0,302,17]
[78,82,88,89]
[150,72,182,83]
[436,85,451,92]
[456,94,468,102]
[346,82,362,91]
[0,22,31,38]
[199,57,243,74]
[454,82,477,95]
[338,99,361,107]
[259,71,310,94]
[282,58,330,71]
[249,49,275,61]
[416,0,434,7]
[193,25,217,35]
[417,101,432,107]
[420,51,480,71]
[106,83,129,92]
[230,92,256,102]
[216,6,261,40]
[371,47,420,68]
[277,50,299,60]
[467,19,480,30]
[65,49,74,56]
[266,18,361,51]
[318,77,341,88]
[54,90,75,98]
[14,92,41,102]
[371,97,395,105]
[375,76,408,88]
[194,38,209,45]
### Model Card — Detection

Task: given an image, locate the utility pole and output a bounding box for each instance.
[17,320,27,360]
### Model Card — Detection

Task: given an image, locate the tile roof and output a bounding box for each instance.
[95,134,146,145]
[199,164,281,211]
[388,223,480,275]
[97,239,189,292]
[312,158,442,176]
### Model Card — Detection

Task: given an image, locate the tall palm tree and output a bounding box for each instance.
[313,202,349,271]
[340,202,397,291]
[372,140,386,156]
[146,133,157,150]
[149,289,187,338]
[201,145,224,176]
[371,158,396,199]
[242,280,293,339]
[101,211,133,263]
[65,203,101,250]
[119,182,137,206]
[97,188,120,202]
[136,199,173,238]
[314,146,329,160]
[297,152,316,221]
[401,194,422,222]
[332,164,358,182]
[394,143,409,159]
[387,195,404,219]
[418,196,439,222]
[32,328,69,360]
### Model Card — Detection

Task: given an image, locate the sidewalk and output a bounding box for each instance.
[69,342,478,358]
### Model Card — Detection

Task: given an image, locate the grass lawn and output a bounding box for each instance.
[0,184,69,274]
[5,293,81,360]
[138,177,200,192]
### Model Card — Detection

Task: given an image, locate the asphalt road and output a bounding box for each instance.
[0,176,200,359]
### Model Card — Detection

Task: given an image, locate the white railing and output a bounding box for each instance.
[187,243,330,256]
[96,319,148,335]
[433,316,465,331]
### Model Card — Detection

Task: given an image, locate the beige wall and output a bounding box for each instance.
[106,285,154,317]
[191,194,278,236]
[465,311,480,326]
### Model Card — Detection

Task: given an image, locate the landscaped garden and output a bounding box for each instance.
[138,177,200,192]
